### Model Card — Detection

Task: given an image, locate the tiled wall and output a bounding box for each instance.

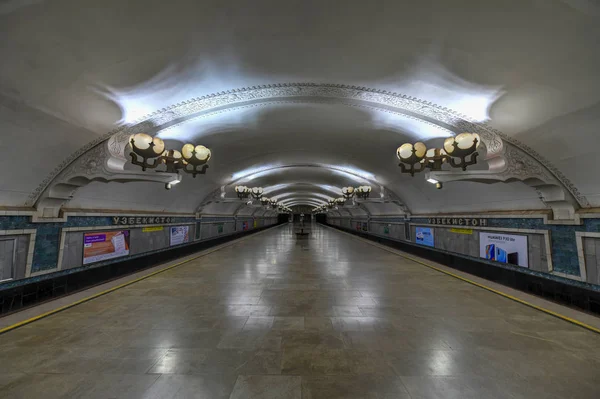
[328,215,600,290]
[0,214,277,289]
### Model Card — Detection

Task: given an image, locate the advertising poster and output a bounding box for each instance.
[362,222,368,231]
[170,226,190,246]
[217,223,224,234]
[253,220,258,228]
[415,227,434,247]
[384,225,390,235]
[242,221,249,231]
[479,232,529,268]
[83,230,130,265]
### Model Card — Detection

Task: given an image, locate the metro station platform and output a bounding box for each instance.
[1,224,599,398]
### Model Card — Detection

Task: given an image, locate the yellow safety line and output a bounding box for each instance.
[0,224,284,335]
[323,224,600,335]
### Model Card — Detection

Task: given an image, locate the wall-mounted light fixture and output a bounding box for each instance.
[335,197,346,205]
[270,199,279,209]
[129,133,211,188]
[235,186,251,199]
[342,186,355,199]
[251,187,264,199]
[260,197,271,206]
[396,133,479,176]
[279,205,292,213]
[355,186,372,199]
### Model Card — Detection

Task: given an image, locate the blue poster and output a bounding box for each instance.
[415,227,434,247]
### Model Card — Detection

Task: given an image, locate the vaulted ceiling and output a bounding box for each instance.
[1,0,599,217]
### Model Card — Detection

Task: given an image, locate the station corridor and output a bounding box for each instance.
[0,224,598,398]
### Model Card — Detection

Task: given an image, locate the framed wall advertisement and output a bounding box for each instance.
[479,232,528,268]
[83,230,130,265]
[242,221,249,231]
[415,227,434,247]
[170,226,190,246]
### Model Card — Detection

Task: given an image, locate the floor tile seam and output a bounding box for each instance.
[319,224,600,335]
[0,224,286,335]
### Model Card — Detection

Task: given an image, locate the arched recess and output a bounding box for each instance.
[194,164,407,216]
[30,83,586,221]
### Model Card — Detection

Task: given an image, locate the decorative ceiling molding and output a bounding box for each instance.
[28,82,588,210]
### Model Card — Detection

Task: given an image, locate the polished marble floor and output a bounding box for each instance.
[1,224,600,398]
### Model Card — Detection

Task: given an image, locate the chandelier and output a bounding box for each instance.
[251,187,264,199]
[234,186,264,200]
[396,133,480,177]
[129,134,211,187]
[235,186,251,199]
[335,197,346,205]
[270,199,279,209]
[355,186,372,199]
[342,186,355,199]
[260,197,271,206]
[314,205,328,213]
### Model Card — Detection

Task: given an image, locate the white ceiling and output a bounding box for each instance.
[1,0,599,214]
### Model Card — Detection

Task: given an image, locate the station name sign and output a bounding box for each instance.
[427,217,488,227]
[112,216,173,225]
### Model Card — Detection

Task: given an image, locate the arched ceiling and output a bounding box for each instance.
[1,0,599,216]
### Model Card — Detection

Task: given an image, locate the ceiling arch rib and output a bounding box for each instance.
[272,192,334,203]
[262,183,341,198]
[227,164,377,187]
[194,163,393,214]
[279,199,328,207]
[285,201,325,208]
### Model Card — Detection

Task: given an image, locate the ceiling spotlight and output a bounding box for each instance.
[165,178,181,190]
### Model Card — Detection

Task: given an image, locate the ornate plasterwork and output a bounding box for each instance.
[429,143,581,221]
[27,83,588,212]
[33,138,177,220]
